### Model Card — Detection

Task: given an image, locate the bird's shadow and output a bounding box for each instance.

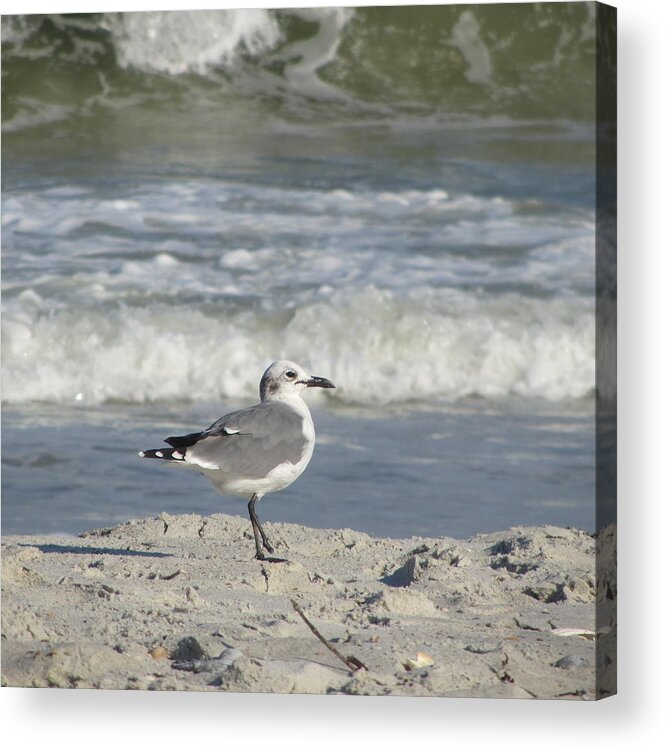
[20,542,172,558]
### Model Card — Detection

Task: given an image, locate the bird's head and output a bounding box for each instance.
[259,360,335,402]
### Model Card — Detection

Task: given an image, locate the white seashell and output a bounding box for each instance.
[404,651,435,670]
[551,628,596,640]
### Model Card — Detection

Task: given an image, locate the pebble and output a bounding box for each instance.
[554,654,589,669]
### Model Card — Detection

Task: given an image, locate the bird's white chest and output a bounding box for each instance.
[206,397,316,497]
[257,399,315,491]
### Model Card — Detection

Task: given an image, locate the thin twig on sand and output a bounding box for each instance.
[290,598,367,672]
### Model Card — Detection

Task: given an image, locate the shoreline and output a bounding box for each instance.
[2,513,600,698]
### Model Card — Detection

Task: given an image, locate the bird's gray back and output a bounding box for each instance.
[185,400,309,480]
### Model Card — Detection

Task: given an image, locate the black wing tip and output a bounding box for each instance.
[165,432,203,449]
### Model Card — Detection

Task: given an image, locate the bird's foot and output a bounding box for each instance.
[262,539,275,554]
[255,551,289,563]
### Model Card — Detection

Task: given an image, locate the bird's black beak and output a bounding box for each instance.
[304,375,335,389]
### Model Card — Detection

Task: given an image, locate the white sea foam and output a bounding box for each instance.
[2,175,596,407]
[2,97,75,134]
[1,181,593,302]
[1,288,594,406]
[104,10,283,76]
[276,8,354,99]
[99,7,354,105]
[450,11,494,85]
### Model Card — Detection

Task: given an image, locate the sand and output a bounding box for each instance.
[1,513,605,698]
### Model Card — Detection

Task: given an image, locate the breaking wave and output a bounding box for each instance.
[2,5,597,133]
[1,286,594,406]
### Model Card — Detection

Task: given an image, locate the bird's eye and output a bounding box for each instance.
[285,370,296,380]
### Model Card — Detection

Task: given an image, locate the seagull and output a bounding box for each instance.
[139,360,335,560]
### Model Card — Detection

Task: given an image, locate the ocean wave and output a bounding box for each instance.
[1,288,594,406]
[102,10,284,77]
[2,4,597,133]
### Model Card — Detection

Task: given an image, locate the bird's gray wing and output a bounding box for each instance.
[181,401,308,479]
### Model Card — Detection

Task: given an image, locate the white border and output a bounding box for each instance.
[3,0,665,747]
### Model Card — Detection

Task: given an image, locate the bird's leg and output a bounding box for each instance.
[248,494,274,558]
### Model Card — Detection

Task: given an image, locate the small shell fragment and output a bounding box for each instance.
[149,646,169,660]
[403,651,434,670]
[551,628,596,640]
